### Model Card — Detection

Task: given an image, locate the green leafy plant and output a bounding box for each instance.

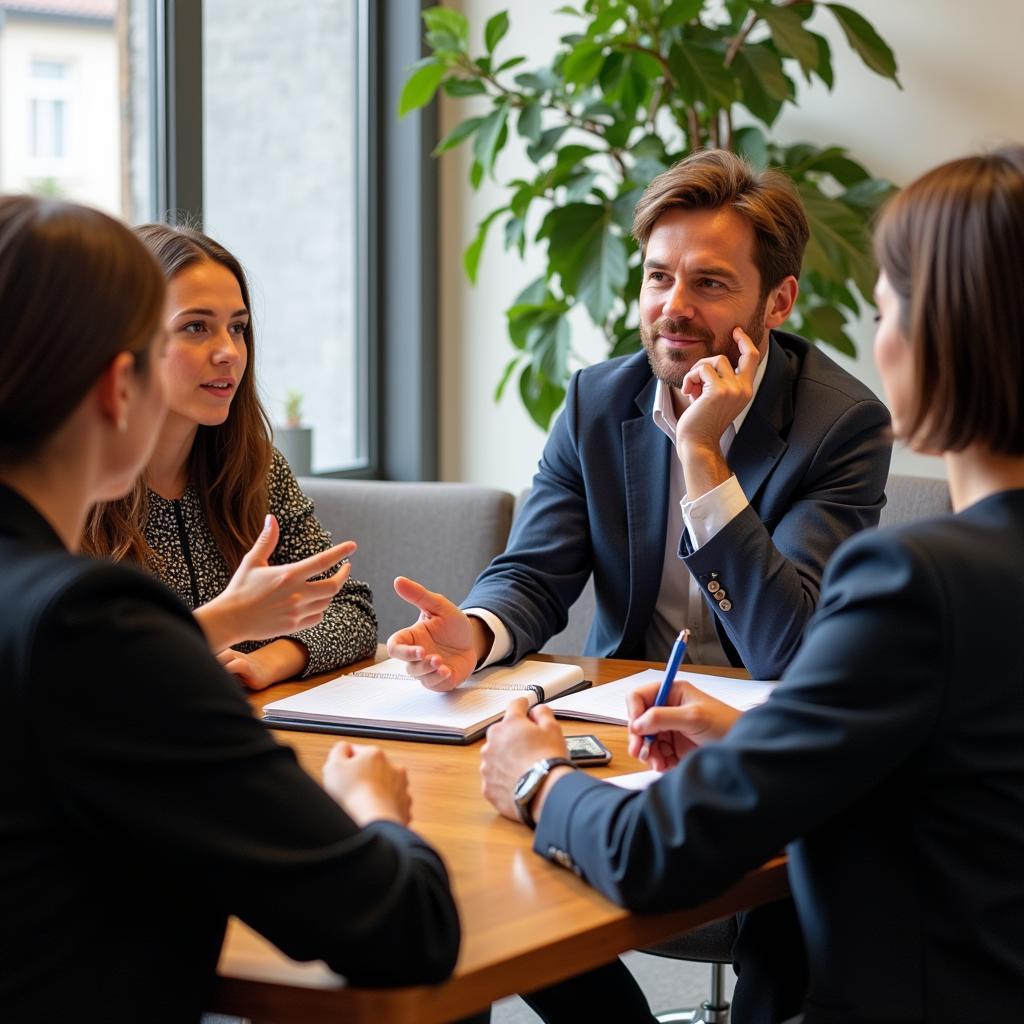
[401,1,899,428]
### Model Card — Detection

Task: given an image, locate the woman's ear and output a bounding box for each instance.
[764,276,799,329]
[94,352,137,433]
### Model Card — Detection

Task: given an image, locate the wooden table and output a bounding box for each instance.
[211,656,789,1023]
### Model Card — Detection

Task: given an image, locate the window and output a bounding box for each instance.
[201,0,364,475]
[0,1,153,219]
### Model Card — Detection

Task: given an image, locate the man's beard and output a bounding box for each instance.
[640,300,767,388]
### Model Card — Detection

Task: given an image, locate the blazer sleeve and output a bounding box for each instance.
[460,370,592,661]
[30,566,457,985]
[262,449,378,675]
[533,528,947,911]
[681,395,891,678]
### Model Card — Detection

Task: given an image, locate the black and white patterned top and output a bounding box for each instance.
[144,448,377,676]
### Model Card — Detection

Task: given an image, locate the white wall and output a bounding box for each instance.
[439,0,1024,490]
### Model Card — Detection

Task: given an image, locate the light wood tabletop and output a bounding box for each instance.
[211,655,789,1023]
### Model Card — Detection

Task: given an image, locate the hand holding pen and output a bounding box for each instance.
[638,629,689,763]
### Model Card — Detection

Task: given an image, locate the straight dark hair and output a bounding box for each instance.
[0,195,164,465]
[874,147,1024,454]
[84,225,273,568]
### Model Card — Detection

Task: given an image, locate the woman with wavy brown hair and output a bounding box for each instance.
[86,225,376,688]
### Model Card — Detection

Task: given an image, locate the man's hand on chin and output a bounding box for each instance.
[481,699,571,822]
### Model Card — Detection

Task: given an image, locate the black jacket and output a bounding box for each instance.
[0,485,459,1023]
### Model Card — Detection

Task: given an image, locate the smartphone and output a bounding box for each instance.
[565,734,612,767]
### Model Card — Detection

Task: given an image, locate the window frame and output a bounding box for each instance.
[150,0,438,481]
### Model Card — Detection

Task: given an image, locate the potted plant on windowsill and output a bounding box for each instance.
[275,389,313,477]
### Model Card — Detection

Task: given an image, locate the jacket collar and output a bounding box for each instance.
[0,483,66,550]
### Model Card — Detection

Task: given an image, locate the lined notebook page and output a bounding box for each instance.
[263,659,585,734]
[548,669,777,725]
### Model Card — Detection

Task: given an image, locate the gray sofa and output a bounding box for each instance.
[300,473,951,651]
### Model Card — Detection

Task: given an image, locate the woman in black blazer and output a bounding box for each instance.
[0,195,458,1021]
[481,147,1024,1022]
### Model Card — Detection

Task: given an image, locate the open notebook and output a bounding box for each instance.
[547,668,777,725]
[262,658,590,744]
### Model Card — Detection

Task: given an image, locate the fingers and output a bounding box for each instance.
[393,576,453,617]
[733,327,761,385]
[287,540,357,581]
[240,514,279,569]
[503,696,532,722]
[327,740,355,764]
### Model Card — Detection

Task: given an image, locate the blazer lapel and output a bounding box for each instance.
[728,336,795,504]
[620,374,671,651]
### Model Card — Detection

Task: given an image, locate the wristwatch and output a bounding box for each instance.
[513,757,577,830]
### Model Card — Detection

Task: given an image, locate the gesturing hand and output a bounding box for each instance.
[197,514,354,652]
[322,741,413,827]
[626,679,743,772]
[386,576,486,692]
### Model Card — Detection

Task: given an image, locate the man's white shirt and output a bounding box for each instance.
[470,345,771,667]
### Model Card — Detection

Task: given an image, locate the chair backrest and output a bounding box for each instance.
[879,472,952,527]
[299,479,515,641]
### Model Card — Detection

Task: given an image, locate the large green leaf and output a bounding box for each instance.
[398,61,445,117]
[800,304,856,357]
[422,6,469,46]
[563,41,606,87]
[751,2,819,78]
[518,363,567,430]
[733,125,769,170]
[472,106,509,179]
[732,45,792,125]
[484,10,509,53]
[528,314,571,382]
[443,78,487,97]
[463,207,504,284]
[668,42,738,108]
[539,202,628,323]
[827,4,900,85]
[433,115,485,155]
[799,183,876,299]
[660,0,704,30]
[518,102,543,144]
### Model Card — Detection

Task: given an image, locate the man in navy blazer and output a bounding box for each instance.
[388,151,891,1021]
[388,150,890,686]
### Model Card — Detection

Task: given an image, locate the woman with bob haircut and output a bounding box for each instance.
[480,147,1024,1020]
[0,195,458,1021]
[86,224,376,690]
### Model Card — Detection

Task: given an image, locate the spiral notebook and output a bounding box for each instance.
[262,658,591,744]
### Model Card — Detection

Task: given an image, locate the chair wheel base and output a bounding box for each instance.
[656,1001,729,1024]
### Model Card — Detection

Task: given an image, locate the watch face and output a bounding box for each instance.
[514,765,542,803]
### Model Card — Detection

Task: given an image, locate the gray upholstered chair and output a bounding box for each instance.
[298,478,515,642]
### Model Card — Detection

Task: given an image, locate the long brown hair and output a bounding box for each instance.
[874,147,1024,454]
[84,225,273,568]
[0,195,164,465]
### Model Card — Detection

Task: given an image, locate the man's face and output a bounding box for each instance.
[638,206,771,388]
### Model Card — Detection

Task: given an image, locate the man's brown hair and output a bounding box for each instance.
[631,149,810,295]
[874,147,1024,455]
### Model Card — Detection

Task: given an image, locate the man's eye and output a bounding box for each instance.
[699,278,724,289]
[648,271,666,283]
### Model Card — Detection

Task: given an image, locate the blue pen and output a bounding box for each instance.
[639,628,690,762]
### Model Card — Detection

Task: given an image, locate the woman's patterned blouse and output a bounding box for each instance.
[143,448,377,676]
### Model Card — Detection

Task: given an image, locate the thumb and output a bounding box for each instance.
[240,514,279,569]
[393,575,451,616]
[631,706,681,736]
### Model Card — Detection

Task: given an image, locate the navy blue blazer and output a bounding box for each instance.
[465,331,892,678]
[0,485,458,1022]
[536,489,1024,1021]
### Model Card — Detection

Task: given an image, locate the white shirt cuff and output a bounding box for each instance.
[463,607,513,667]
[681,474,748,550]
